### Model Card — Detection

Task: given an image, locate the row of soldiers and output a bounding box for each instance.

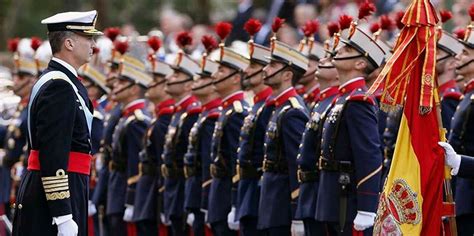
[1,3,474,236]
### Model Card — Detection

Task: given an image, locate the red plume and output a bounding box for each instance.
[380,15,394,31]
[201,35,218,53]
[215,22,233,41]
[454,28,466,40]
[358,0,376,20]
[92,47,100,54]
[7,38,20,53]
[147,36,161,52]
[30,37,42,52]
[302,20,319,37]
[370,22,381,34]
[176,31,193,48]
[327,22,340,37]
[439,10,453,23]
[394,11,405,30]
[469,3,474,21]
[244,18,262,37]
[114,40,129,55]
[339,14,353,30]
[105,27,121,42]
[271,17,285,33]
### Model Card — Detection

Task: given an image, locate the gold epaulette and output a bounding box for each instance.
[134,109,145,121]
[289,97,303,109]
[41,169,70,201]
[93,110,104,120]
[233,100,243,113]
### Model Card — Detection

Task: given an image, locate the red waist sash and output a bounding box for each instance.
[27,150,92,175]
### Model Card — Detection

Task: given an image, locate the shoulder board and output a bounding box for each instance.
[134,109,146,121]
[93,110,104,120]
[233,100,243,113]
[289,97,303,109]
[443,91,462,101]
[180,112,188,121]
[471,94,474,101]
[347,94,376,105]
[207,111,220,119]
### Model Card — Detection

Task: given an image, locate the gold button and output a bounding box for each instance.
[18,204,23,209]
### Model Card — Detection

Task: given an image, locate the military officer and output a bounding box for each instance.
[436,30,464,134]
[440,141,474,179]
[162,34,201,236]
[183,39,221,236]
[208,45,250,236]
[236,19,273,236]
[132,55,175,235]
[12,10,103,236]
[295,36,340,235]
[1,38,38,225]
[256,35,310,235]
[315,27,384,235]
[449,20,474,235]
[106,47,152,236]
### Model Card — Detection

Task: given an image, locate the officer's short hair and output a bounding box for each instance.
[288,67,304,86]
[48,31,76,54]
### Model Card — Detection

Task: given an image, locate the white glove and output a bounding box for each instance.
[187,213,195,227]
[227,207,239,231]
[123,205,134,222]
[353,211,376,231]
[160,213,172,226]
[291,220,305,236]
[88,200,97,216]
[200,209,209,227]
[56,218,78,236]
[438,142,462,175]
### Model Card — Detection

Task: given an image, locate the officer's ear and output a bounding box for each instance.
[64,35,76,52]
[354,58,368,71]
[446,57,457,70]
[232,71,242,85]
[281,68,293,83]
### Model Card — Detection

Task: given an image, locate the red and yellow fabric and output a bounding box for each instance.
[370,0,446,235]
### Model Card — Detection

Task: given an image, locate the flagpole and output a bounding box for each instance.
[435,102,457,236]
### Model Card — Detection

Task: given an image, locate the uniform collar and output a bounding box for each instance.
[303,84,320,103]
[254,87,272,104]
[439,80,458,95]
[465,79,474,94]
[274,87,297,107]
[339,77,366,94]
[202,98,222,111]
[175,95,198,112]
[222,91,244,109]
[52,57,78,77]
[122,99,146,116]
[319,86,339,101]
[155,98,175,116]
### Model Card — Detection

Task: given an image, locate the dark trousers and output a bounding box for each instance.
[136,219,158,236]
[211,220,237,236]
[260,225,291,236]
[303,218,325,236]
[170,215,186,236]
[190,210,205,236]
[108,213,127,236]
[240,216,262,236]
[457,214,474,236]
[324,222,373,236]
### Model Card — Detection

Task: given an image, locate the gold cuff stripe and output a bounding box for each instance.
[45,191,70,201]
[357,165,383,188]
[44,186,70,193]
[43,182,69,189]
[42,178,69,185]
[41,175,68,181]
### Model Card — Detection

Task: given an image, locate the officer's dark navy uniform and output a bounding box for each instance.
[183,97,221,235]
[162,94,200,230]
[295,85,338,234]
[236,86,273,234]
[133,98,174,233]
[13,57,95,235]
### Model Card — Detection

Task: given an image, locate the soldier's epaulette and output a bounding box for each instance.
[233,100,243,113]
[207,111,220,119]
[93,110,104,120]
[347,94,376,105]
[443,91,463,101]
[289,97,303,110]
[134,109,146,121]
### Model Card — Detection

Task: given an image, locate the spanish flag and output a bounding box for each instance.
[368,0,447,235]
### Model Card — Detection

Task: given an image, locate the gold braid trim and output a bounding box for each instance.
[45,191,70,201]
